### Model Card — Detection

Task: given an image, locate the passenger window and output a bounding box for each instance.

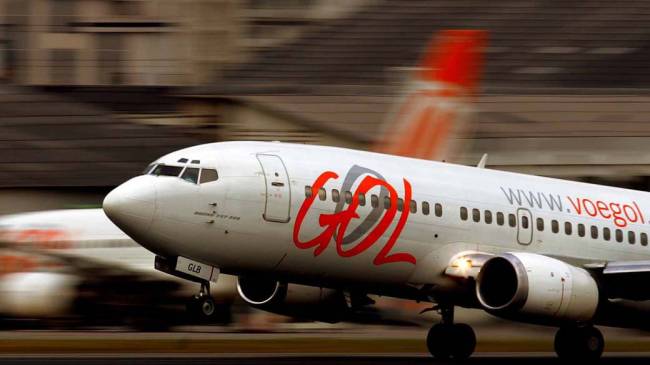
[552,220,559,233]
[603,227,611,241]
[629,231,636,244]
[578,224,585,237]
[358,193,366,206]
[384,196,391,209]
[616,229,623,242]
[521,215,529,229]
[536,217,544,231]
[591,226,598,239]
[371,194,379,208]
[508,214,516,227]
[319,188,327,201]
[345,191,353,204]
[496,212,504,226]
[153,164,184,177]
[199,168,218,184]
[565,222,572,235]
[460,207,468,221]
[181,167,200,184]
[435,203,443,217]
[642,233,648,246]
[332,189,340,203]
[472,208,480,223]
[397,198,404,212]
[305,186,313,198]
[422,202,430,215]
[484,210,492,224]
[410,200,417,213]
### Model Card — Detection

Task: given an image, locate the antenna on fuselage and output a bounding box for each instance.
[477,153,488,169]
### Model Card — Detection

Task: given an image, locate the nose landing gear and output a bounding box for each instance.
[186,281,231,324]
[426,305,476,360]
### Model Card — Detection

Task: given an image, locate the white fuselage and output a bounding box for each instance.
[104,141,650,299]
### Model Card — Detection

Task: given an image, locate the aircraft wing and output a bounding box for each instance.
[585,261,650,300]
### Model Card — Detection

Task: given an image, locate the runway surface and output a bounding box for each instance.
[2,354,650,365]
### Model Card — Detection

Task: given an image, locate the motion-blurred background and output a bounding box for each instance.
[0,0,649,338]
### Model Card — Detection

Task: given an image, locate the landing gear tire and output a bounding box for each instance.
[187,294,216,319]
[426,323,476,360]
[554,325,604,360]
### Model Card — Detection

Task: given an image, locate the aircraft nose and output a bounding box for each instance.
[103,176,156,238]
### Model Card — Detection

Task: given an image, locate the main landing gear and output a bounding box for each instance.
[426,305,476,360]
[186,281,231,324]
[554,325,604,360]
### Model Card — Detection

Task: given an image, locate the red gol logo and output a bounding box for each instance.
[293,170,416,266]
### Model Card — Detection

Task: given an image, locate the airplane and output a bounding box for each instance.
[0,208,237,327]
[0,30,486,328]
[101,41,650,362]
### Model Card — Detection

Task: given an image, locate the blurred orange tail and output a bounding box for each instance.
[376,30,486,161]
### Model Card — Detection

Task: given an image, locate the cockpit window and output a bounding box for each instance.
[199,169,218,184]
[181,167,200,184]
[143,163,157,175]
[178,158,188,163]
[151,164,183,177]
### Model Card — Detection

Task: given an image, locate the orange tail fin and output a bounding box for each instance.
[376,30,486,161]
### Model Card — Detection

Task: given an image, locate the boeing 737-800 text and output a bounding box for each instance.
[104,140,650,360]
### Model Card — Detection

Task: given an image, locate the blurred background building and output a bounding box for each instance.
[1,0,650,213]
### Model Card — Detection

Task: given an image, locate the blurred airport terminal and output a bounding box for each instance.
[0,0,649,335]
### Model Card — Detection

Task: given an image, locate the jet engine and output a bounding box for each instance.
[476,252,599,324]
[0,272,80,318]
[236,276,349,322]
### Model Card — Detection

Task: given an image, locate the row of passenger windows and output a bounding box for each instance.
[143,164,219,185]
[304,186,443,217]
[460,206,649,246]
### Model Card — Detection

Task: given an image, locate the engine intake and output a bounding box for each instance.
[476,253,599,323]
[237,276,349,322]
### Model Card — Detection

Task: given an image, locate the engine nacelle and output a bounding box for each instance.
[476,252,599,324]
[237,276,348,322]
[0,272,80,318]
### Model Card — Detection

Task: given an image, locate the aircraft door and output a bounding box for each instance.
[257,154,291,223]
[516,208,533,245]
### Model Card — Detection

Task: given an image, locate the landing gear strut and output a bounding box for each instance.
[426,305,476,360]
[187,281,218,320]
[554,325,604,360]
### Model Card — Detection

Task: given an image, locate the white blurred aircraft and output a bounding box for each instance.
[0,208,237,328]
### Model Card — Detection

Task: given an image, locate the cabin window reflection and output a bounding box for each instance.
[410,200,417,214]
[565,222,572,235]
[472,208,480,222]
[371,194,379,208]
[642,233,648,246]
[578,223,585,237]
[484,210,492,224]
[460,207,468,221]
[304,186,313,198]
[422,202,430,215]
[345,191,353,204]
[603,227,611,241]
[508,214,516,227]
[435,203,443,217]
[615,229,623,242]
[358,193,366,206]
[397,198,404,212]
[629,231,636,244]
[552,219,559,233]
[319,188,327,201]
[536,218,544,231]
[332,189,340,203]
[521,215,529,229]
[496,212,504,226]
[591,225,598,239]
[384,196,391,209]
